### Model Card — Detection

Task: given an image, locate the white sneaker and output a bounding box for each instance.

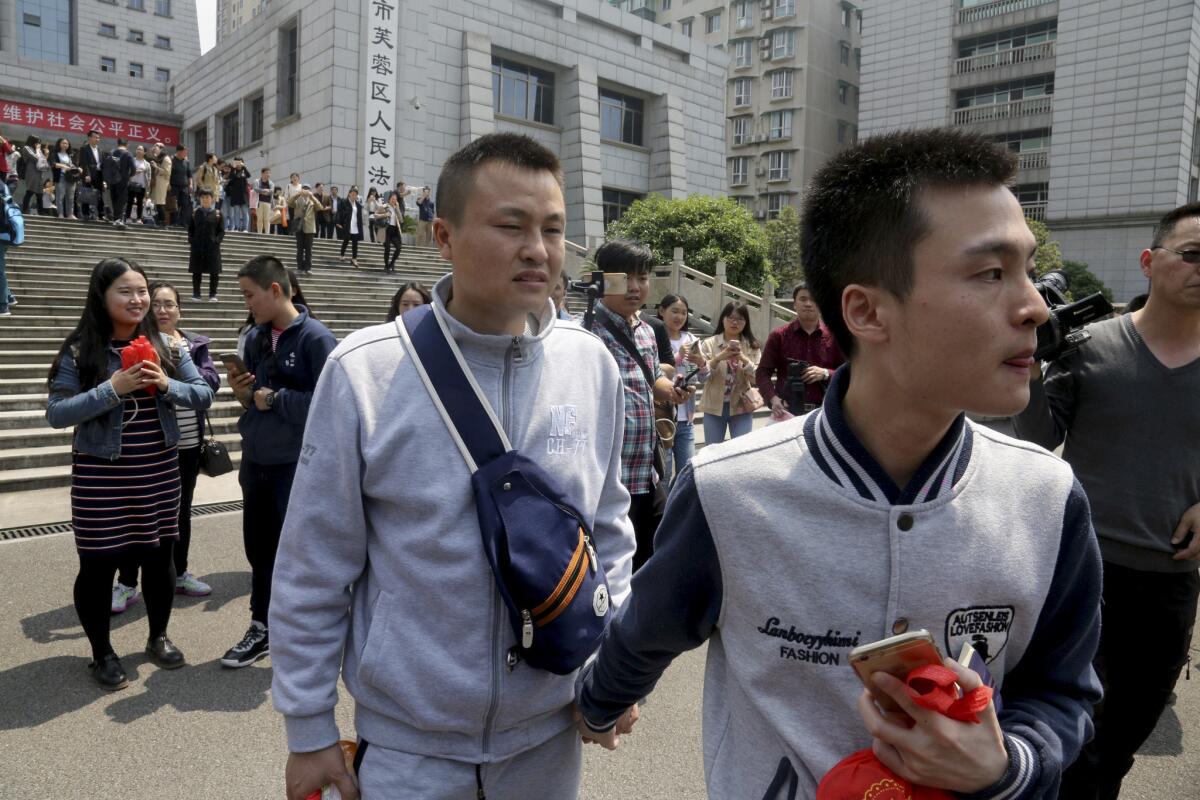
[111,583,140,614]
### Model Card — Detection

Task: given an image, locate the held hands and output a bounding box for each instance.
[857,658,1008,794]
[1172,502,1200,561]
[285,745,359,800]
[110,361,167,395]
[573,703,640,751]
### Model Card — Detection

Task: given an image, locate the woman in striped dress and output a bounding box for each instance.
[46,258,214,690]
[112,282,222,613]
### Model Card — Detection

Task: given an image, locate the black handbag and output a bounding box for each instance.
[198,411,233,477]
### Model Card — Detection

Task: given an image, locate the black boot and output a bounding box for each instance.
[145,634,186,669]
[88,653,129,690]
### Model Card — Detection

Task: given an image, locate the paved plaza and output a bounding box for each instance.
[0,511,1196,799]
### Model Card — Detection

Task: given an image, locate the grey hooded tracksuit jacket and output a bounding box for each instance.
[579,367,1103,800]
[269,276,636,781]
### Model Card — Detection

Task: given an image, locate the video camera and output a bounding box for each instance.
[1032,270,1113,362]
[568,271,629,329]
[786,359,809,399]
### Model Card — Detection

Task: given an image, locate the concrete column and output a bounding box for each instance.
[560,63,604,245]
[0,0,18,55]
[460,31,495,148]
[648,92,688,197]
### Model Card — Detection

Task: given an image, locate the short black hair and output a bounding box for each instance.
[116,138,128,147]
[437,133,563,224]
[261,167,271,174]
[196,188,214,199]
[1151,202,1200,249]
[801,127,1016,356]
[238,255,292,296]
[175,144,187,153]
[792,282,809,301]
[595,239,655,276]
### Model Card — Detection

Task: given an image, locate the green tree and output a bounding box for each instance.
[1060,260,1114,302]
[1027,218,1063,276]
[764,205,803,292]
[607,194,771,291]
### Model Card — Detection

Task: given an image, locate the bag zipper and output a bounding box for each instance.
[522,528,593,639]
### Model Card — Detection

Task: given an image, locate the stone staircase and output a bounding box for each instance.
[0,216,455,494]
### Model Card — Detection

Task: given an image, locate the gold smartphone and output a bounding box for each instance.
[218,352,248,376]
[849,629,944,713]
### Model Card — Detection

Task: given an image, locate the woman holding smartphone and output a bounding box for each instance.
[46,259,213,690]
[112,283,222,614]
[698,301,762,443]
[657,294,709,478]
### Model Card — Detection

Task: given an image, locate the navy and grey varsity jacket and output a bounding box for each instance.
[578,367,1102,800]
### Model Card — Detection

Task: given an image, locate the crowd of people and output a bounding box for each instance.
[33,128,1200,800]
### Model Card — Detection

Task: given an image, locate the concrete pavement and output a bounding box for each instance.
[0,513,1195,799]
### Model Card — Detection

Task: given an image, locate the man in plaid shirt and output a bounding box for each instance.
[587,240,682,571]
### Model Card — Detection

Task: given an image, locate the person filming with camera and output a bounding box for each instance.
[757,282,844,418]
[1014,202,1200,800]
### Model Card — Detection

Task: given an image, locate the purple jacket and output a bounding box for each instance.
[180,329,220,441]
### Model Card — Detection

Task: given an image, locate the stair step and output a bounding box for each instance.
[0,397,242,424]
[0,448,247,492]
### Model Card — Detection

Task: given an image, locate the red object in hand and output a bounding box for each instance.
[816,664,993,800]
[120,335,159,395]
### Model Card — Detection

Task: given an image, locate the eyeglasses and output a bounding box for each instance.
[1153,246,1200,264]
[151,302,178,311]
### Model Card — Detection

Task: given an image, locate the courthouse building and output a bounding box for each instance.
[172,0,729,244]
[859,0,1200,300]
[0,0,198,147]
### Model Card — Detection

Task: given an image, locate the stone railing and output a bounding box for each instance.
[954,40,1055,74]
[953,94,1052,124]
[1017,149,1049,169]
[1021,202,1047,221]
[956,0,1053,25]
[651,248,795,334]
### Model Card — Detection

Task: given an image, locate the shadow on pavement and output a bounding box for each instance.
[19,571,249,644]
[1137,699,1183,757]
[0,654,129,729]
[104,656,273,724]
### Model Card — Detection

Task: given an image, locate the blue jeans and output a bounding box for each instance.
[703,401,754,445]
[0,242,11,308]
[667,420,695,484]
[228,204,249,232]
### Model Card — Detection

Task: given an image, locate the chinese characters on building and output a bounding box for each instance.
[0,100,180,145]
[362,0,398,190]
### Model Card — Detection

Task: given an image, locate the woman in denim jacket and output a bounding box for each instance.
[46,258,213,691]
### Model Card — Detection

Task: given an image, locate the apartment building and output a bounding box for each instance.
[216,0,264,44]
[650,0,863,221]
[861,0,1200,300]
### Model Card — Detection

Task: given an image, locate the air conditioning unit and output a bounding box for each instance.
[754,210,767,219]
[759,36,772,49]
[755,133,769,143]
[755,167,767,177]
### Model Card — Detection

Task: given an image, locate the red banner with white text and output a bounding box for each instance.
[0,100,180,146]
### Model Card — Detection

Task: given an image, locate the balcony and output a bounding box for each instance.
[957,0,1054,25]
[953,95,1051,124]
[955,41,1055,74]
[1017,149,1048,169]
[1021,201,1047,220]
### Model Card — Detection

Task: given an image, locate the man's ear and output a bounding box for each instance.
[842,283,892,349]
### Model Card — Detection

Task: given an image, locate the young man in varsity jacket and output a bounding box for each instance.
[268,134,637,800]
[577,128,1103,799]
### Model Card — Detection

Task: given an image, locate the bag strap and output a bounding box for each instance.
[396,304,512,473]
[598,311,656,389]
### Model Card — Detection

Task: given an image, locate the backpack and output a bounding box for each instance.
[101,151,125,185]
[0,181,25,246]
[398,304,614,675]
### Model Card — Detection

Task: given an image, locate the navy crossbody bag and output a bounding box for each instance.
[397,304,612,675]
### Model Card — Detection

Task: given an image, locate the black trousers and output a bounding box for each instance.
[192,271,219,298]
[170,186,191,226]
[127,185,146,221]
[295,231,314,272]
[317,220,333,239]
[109,182,128,224]
[239,459,297,625]
[119,446,201,587]
[1061,561,1200,800]
[76,540,176,661]
[383,225,401,271]
[628,490,664,573]
[340,237,360,259]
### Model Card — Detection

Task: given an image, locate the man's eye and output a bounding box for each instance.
[980,268,1003,282]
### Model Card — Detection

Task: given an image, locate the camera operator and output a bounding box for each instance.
[756,282,844,416]
[1014,202,1200,800]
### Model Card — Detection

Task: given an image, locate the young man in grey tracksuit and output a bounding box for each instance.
[269,134,637,800]
[577,129,1103,799]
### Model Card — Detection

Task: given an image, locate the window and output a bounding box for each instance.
[154,0,171,16]
[839,43,850,65]
[766,193,789,220]
[775,0,796,17]
[222,108,240,154]
[278,22,298,119]
[128,62,143,78]
[733,78,752,108]
[958,21,1057,58]
[602,188,643,228]
[705,11,722,34]
[492,57,556,125]
[155,67,170,82]
[837,121,849,143]
[770,70,793,99]
[838,83,848,105]
[661,0,671,8]
[1190,177,1199,204]
[732,116,751,145]
[993,128,1051,152]
[193,127,207,159]
[680,18,692,37]
[734,1,752,30]
[154,35,171,48]
[767,151,791,181]
[731,157,749,185]
[735,196,756,213]
[734,39,753,68]
[128,29,144,43]
[21,0,74,63]
[855,48,861,68]
[599,89,644,146]
[956,75,1054,108]
[128,0,144,9]
[99,23,117,37]
[249,95,265,143]
[841,7,851,27]
[772,29,795,60]
[23,13,40,25]
[767,110,792,140]
[100,56,116,72]
[857,10,863,34]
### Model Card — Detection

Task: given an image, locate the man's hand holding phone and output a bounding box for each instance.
[856,657,1008,794]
